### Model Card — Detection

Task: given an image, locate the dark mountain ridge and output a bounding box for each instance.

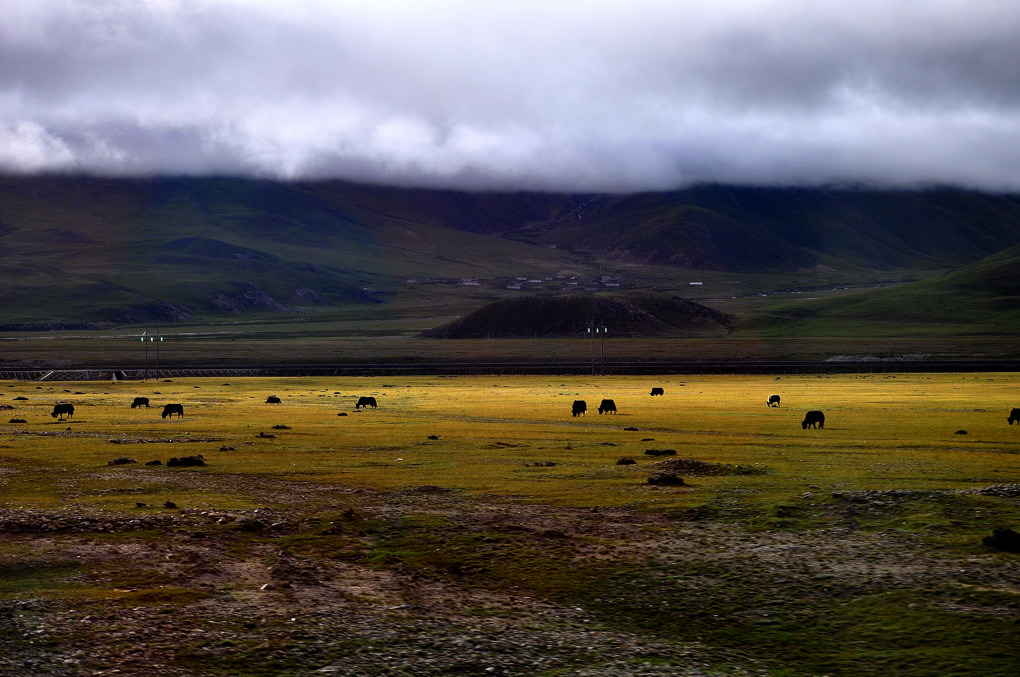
[504,186,1020,271]
[1,175,1019,327]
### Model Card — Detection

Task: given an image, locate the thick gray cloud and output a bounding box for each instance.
[2,0,1019,191]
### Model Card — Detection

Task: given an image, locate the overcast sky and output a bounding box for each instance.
[2,0,1019,192]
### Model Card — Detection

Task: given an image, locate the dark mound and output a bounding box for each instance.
[656,458,766,476]
[421,292,733,338]
[983,528,1020,552]
[167,455,206,467]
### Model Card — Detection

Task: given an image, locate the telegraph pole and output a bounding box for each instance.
[154,332,162,378]
[141,331,163,379]
[600,326,607,376]
[588,323,607,376]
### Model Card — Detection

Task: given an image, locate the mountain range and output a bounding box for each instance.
[0,175,1018,339]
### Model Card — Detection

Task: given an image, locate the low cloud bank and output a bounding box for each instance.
[2,1,1019,191]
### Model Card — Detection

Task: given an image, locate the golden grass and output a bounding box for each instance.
[2,373,1019,512]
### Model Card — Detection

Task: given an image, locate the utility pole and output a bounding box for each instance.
[588,323,607,376]
[154,332,162,378]
[600,326,607,376]
[141,331,164,379]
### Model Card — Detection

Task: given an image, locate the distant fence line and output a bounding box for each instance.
[1,360,1019,381]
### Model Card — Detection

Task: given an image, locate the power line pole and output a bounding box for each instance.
[588,323,607,376]
[600,326,607,376]
[141,331,164,379]
[154,332,162,378]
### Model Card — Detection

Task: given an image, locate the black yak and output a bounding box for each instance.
[802,411,825,429]
[161,403,184,419]
[51,403,74,420]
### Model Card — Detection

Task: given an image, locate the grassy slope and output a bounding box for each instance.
[3,177,1020,348]
[744,244,1020,337]
[0,177,583,324]
[534,186,1020,272]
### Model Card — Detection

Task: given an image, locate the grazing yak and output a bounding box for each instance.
[1009,408,1020,425]
[265,395,281,404]
[131,397,150,409]
[572,400,587,417]
[161,403,184,419]
[650,387,664,396]
[598,399,617,415]
[767,394,781,407]
[356,396,377,410]
[51,403,75,420]
[802,410,825,429]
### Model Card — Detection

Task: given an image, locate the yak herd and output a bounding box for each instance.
[32,389,1020,431]
[568,390,1017,431]
[47,401,183,420]
[570,388,825,428]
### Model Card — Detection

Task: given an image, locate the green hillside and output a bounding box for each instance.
[0,177,581,325]
[745,244,1020,337]
[519,186,1020,272]
[1,176,1020,340]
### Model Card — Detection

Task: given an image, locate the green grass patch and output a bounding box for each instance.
[0,558,82,596]
[580,565,1020,677]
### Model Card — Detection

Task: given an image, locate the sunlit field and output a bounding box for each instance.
[3,373,1020,511]
[3,373,1020,677]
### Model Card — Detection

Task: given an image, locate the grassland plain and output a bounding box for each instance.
[1,373,1019,676]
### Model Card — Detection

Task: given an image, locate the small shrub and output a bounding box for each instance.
[167,455,205,467]
[107,457,137,466]
[983,528,1020,552]
[648,472,685,486]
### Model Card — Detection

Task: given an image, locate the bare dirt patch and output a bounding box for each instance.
[4,474,1020,675]
[2,472,769,676]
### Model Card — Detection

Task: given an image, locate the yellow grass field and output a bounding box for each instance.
[3,372,1019,511]
[3,373,1020,676]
